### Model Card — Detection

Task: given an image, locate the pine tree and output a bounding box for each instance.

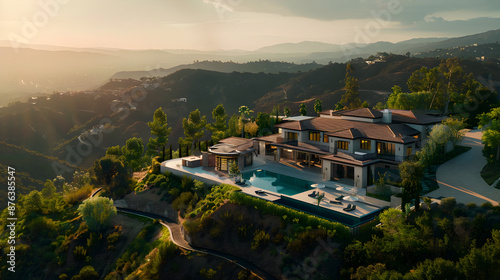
[146,108,172,159]
[340,63,361,109]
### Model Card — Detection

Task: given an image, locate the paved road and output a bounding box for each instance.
[116,207,275,280]
[92,189,274,279]
[426,130,500,206]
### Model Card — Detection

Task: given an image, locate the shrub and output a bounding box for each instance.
[64,184,93,205]
[107,232,121,249]
[230,191,350,241]
[481,202,493,209]
[440,197,457,213]
[199,268,217,279]
[251,229,270,250]
[73,246,87,261]
[183,219,201,234]
[466,203,477,209]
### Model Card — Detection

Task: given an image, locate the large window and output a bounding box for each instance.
[323,134,329,143]
[407,146,412,156]
[309,131,321,141]
[337,140,349,150]
[376,142,395,155]
[360,139,371,150]
[216,156,236,172]
[286,132,298,141]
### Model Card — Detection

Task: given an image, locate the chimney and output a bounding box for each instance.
[382,109,392,123]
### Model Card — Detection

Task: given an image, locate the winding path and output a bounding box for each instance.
[426,130,500,206]
[91,188,274,279]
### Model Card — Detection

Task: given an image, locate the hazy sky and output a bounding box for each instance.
[1,0,499,50]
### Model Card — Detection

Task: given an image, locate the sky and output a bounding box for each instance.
[0,0,499,51]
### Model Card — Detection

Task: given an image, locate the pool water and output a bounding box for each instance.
[241,169,315,196]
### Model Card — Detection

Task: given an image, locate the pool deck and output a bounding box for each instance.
[161,157,386,220]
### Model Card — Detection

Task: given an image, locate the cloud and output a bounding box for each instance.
[234,0,499,24]
[202,0,234,12]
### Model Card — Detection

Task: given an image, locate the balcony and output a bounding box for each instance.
[336,151,409,162]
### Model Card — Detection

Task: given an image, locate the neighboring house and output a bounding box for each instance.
[254,108,444,188]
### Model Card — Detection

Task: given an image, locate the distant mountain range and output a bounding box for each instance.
[110,60,322,80]
[1,28,499,105]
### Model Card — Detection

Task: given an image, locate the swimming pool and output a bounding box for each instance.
[241,169,315,196]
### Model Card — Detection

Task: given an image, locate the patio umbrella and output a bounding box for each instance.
[349,187,359,195]
[311,183,325,190]
[344,196,359,201]
[336,186,348,192]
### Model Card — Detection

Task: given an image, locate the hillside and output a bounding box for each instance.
[415,42,500,60]
[0,142,76,208]
[2,29,500,106]
[111,60,323,80]
[253,55,500,113]
[2,55,499,182]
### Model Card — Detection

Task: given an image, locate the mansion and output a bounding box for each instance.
[204,108,444,188]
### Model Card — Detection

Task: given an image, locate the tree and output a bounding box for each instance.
[256,112,271,134]
[229,162,240,177]
[284,106,291,117]
[361,101,369,108]
[271,105,280,122]
[238,106,253,138]
[146,108,172,160]
[479,107,500,162]
[42,179,57,198]
[122,137,144,171]
[94,155,128,186]
[78,197,117,233]
[314,99,323,116]
[341,63,361,109]
[106,145,122,157]
[335,102,344,111]
[299,103,307,116]
[73,265,99,280]
[442,117,465,148]
[399,160,424,211]
[227,114,240,137]
[23,190,44,214]
[206,104,228,143]
[180,109,207,154]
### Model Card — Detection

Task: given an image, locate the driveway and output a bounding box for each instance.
[426,129,500,206]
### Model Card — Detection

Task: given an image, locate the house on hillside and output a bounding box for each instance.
[253,108,444,188]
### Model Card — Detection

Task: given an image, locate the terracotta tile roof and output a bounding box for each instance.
[390,109,444,125]
[214,137,254,153]
[321,108,383,119]
[276,117,420,143]
[218,137,252,146]
[253,133,282,142]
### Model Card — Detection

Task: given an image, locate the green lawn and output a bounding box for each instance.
[480,163,500,187]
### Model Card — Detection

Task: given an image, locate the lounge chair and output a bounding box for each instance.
[346,205,356,212]
[330,200,342,205]
[236,179,247,186]
[343,204,352,211]
[255,190,265,195]
[308,191,317,197]
[335,195,345,201]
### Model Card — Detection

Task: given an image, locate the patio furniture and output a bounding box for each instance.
[235,179,247,186]
[345,205,356,212]
[255,190,265,195]
[329,200,342,205]
[335,195,345,201]
[308,191,317,197]
[343,204,352,211]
